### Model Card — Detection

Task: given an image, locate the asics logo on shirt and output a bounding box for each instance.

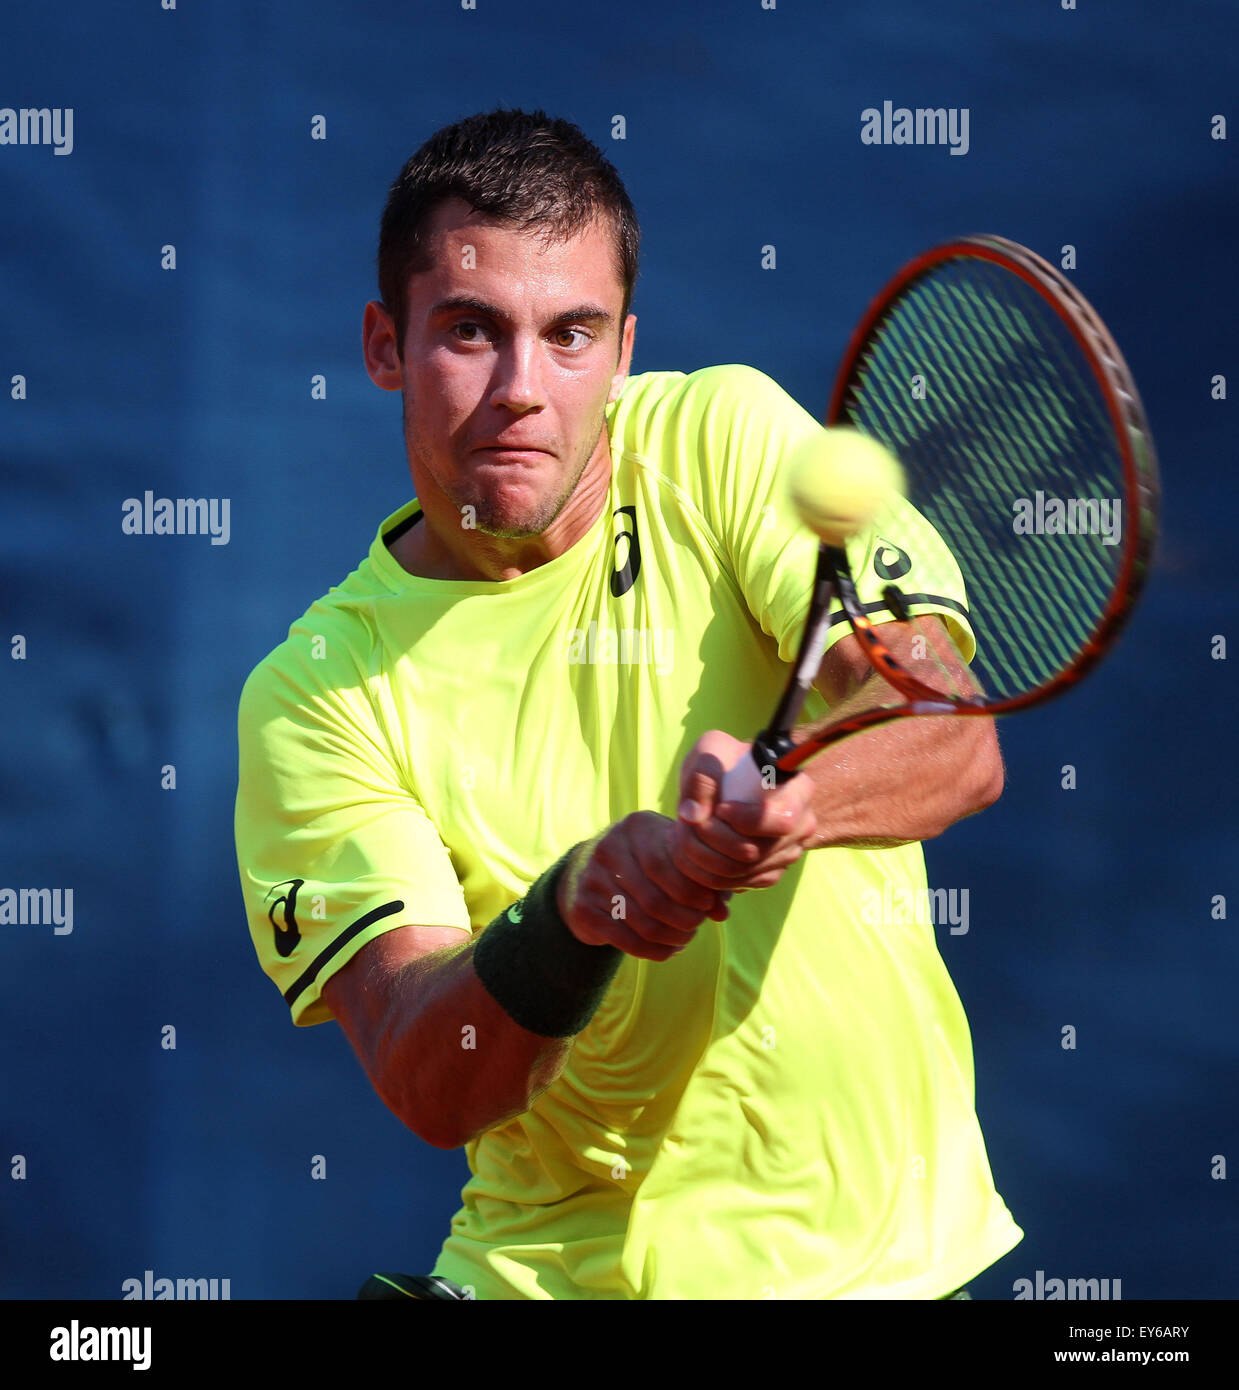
[610,505,641,598]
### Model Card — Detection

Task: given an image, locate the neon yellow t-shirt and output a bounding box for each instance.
[235,363,1022,1299]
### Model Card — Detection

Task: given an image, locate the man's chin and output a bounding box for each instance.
[462,491,570,539]
[453,450,592,539]
[473,520,548,540]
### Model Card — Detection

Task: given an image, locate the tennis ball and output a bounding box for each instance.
[785,428,905,547]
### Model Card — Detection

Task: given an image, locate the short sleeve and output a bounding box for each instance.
[234,649,471,1027]
[688,364,975,665]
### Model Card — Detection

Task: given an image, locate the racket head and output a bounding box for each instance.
[823,234,1159,715]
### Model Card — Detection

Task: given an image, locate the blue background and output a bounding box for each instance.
[2,0,1235,1300]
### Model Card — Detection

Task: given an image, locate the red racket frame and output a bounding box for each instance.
[771,234,1159,774]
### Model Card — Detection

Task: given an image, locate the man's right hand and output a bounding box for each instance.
[555,812,732,962]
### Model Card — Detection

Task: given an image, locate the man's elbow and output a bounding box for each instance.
[376,1076,465,1150]
[925,723,1003,838]
[964,723,1005,816]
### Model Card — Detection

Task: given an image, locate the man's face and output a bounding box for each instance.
[370,196,635,539]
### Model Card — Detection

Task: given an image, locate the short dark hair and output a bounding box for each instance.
[377,107,640,357]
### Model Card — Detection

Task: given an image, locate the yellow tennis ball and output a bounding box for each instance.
[785,428,905,547]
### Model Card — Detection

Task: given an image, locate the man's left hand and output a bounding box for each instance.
[672,731,818,891]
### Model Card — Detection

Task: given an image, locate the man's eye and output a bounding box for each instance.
[553,328,590,349]
[452,322,488,342]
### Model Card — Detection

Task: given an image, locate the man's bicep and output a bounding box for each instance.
[810,614,1004,810]
[813,613,980,709]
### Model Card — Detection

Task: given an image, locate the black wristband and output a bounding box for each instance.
[471,844,622,1039]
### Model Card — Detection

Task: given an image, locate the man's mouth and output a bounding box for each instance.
[474,445,553,461]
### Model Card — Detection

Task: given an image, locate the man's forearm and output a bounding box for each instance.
[793,693,1003,849]
[670,621,1000,884]
[370,843,615,1149]
[372,939,575,1149]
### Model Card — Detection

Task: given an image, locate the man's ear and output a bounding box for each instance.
[363,300,403,392]
[608,313,637,403]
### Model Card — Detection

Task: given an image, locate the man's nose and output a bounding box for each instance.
[489,337,546,412]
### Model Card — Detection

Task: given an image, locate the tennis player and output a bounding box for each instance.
[234,108,1022,1299]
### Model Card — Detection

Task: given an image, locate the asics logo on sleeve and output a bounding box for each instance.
[874,540,912,581]
[265,878,304,958]
[610,505,641,597]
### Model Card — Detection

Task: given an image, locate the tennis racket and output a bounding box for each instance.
[721,234,1159,800]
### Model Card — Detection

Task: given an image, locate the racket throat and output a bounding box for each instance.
[749,730,800,786]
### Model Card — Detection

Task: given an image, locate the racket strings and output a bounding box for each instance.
[842,258,1126,704]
